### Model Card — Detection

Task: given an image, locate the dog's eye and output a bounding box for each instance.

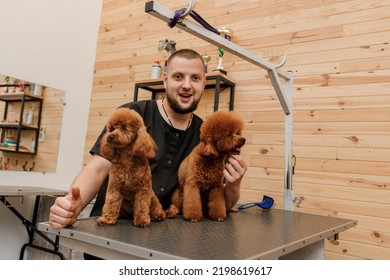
[121,125,128,131]
[230,131,241,137]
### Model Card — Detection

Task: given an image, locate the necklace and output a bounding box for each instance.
[161,98,193,130]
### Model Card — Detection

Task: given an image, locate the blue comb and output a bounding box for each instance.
[238,195,274,211]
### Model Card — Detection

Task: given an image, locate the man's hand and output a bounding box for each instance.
[49,186,82,229]
[224,154,247,210]
[224,154,247,186]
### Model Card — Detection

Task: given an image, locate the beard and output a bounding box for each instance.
[165,94,201,114]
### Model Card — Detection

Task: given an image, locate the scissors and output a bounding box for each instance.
[238,195,274,211]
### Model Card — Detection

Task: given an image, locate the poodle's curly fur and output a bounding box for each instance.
[166,111,246,222]
[96,108,165,228]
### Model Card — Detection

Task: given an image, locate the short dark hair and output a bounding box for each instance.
[165,49,205,73]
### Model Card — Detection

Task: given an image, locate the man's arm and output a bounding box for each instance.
[49,155,111,228]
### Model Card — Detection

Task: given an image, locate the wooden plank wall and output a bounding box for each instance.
[85,0,390,259]
[0,75,65,173]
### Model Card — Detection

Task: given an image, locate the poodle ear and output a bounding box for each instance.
[133,126,156,159]
[197,140,218,157]
[100,134,115,160]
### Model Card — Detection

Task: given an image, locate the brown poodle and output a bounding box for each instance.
[166,111,246,222]
[96,108,165,228]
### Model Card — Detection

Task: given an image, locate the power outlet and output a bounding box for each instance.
[38,127,45,142]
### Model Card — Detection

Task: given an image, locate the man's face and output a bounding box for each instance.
[163,56,206,114]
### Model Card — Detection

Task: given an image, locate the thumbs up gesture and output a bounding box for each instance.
[49,186,83,228]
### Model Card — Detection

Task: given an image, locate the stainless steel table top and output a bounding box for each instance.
[0,185,66,196]
[39,208,356,260]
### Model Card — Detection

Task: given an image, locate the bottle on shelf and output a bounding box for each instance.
[32,83,43,96]
[25,106,35,125]
[151,61,161,79]
[30,138,36,153]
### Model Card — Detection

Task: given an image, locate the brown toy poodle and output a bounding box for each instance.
[166,111,246,222]
[96,108,165,228]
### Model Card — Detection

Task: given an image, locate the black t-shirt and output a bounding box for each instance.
[89,100,203,216]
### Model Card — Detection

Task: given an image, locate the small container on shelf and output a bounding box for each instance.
[151,61,161,79]
[24,107,35,125]
[31,83,43,96]
[30,138,36,153]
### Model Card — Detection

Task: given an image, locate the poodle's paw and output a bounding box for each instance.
[134,215,151,228]
[150,193,166,221]
[165,205,180,219]
[150,208,166,222]
[183,212,203,222]
[212,216,225,222]
[208,206,227,222]
[96,216,117,225]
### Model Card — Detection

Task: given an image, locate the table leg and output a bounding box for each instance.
[0,195,65,260]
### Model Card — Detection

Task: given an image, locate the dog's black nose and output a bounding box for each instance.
[241,137,246,144]
[108,135,115,142]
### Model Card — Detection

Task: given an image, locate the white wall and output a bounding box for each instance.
[0,0,102,259]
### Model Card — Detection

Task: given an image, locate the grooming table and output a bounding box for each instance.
[38,208,356,260]
[0,186,67,259]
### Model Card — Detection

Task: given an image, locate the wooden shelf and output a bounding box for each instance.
[0,145,32,153]
[0,93,43,155]
[0,92,43,101]
[0,83,31,88]
[0,122,39,130]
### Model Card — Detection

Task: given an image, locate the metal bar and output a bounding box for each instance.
[1,194,64,259]
[284,72,294,210]
[133,85,140,101]
[268,69,291,114]
[35,96,43,154]
[229,83,235,111]
[213,75,221,111]
[181,0,195,18]
[1,196,28,222]
[20,243,65,260]
[0,83,31,88]
[145,1,292,115]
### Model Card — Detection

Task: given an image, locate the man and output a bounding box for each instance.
[49,49,247,229]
